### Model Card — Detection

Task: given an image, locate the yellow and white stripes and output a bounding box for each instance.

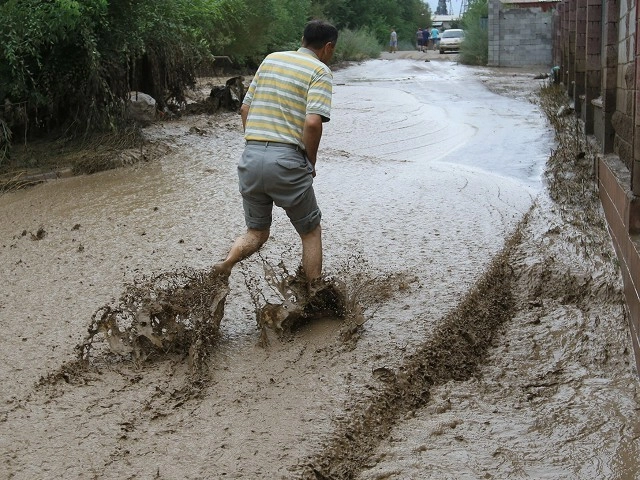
[243,48,333,148]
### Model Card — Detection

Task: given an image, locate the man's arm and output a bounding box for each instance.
[302,113,323,175]
[240,103,250,131]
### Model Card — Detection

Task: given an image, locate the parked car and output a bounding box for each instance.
[439,29,465,54]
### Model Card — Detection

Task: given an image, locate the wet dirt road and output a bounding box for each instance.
[1,53,638,479]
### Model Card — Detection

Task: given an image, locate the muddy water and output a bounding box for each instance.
[329,60,549,188]
[0,56,636,479]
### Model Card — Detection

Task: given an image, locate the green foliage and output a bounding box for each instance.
[333,28,381,63]
[312,0,431,51]
[0,0,249,138]
[459,0,488,65]
[0,0,444,156]
[218,0,310,61]
[0,0,108,125]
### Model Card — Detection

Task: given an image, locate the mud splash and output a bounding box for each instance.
[65,256,408,381]
[248,257,413,346]
[78,268,229,375]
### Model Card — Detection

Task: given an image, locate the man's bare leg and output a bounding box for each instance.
[300,224,322,282]
[214,228,270,276]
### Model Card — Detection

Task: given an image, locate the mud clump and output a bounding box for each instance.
[79,268,229,376]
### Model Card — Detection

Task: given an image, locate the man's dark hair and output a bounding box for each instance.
[303,20,338,49]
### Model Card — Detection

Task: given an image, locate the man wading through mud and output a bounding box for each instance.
[215,20,338,285]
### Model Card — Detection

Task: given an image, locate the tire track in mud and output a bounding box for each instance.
[303,82,621,480]
[302,218,526,479]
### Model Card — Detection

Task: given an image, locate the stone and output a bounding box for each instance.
[126,91,156,126]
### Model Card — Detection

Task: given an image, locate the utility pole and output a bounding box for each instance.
[459,0,468,15]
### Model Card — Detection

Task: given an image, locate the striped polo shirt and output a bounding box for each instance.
[243,47,333,149]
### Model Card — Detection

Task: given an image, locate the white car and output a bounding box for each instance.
[439,29,465,54]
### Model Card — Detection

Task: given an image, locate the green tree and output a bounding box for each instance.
[311,0,430,49]
[0,0,250,141]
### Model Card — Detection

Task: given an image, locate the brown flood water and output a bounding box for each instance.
[0,53,638,479]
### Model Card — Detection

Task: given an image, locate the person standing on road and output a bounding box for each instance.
[389,28,398,53]
[214,20,338,284]
[431,26,440,50]
[422,28,430,51]
[416,28,424,52]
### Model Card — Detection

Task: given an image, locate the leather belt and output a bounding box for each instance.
[246,140,303,152]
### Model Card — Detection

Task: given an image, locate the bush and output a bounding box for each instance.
[459,22,488,65]
[0,0,256,146]
[459,0,488,65]
[333,28,381,63]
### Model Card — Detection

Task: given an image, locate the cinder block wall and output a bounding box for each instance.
[489,0,555,66]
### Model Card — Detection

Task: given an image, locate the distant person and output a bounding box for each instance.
[416,28,424,52]
[214,20,339,284]
[431,26,440,50]
[389,28,398,53]
[423,28,430,51]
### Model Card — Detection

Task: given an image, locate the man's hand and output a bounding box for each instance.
[302,113,323,176]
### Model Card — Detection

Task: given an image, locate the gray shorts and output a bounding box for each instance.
[238,141,321,235]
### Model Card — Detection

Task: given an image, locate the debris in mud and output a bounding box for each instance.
[209,76,245,111]
[539,83,608,244]
[30,226,46,240]
[79,267,229,376]
[189,126,208,135]
[183,76,246,115]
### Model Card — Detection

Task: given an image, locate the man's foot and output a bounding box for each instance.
[211,262,232,279]
[304,278,347,318]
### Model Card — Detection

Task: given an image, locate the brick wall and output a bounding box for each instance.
[495,0,640,373]
[636,0,640,186]
[612,0,636,171]
[555,0,639,373]
[575,0,587,115]
[598,156,640,374]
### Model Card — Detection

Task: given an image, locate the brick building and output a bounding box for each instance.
[553,0,640,372]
